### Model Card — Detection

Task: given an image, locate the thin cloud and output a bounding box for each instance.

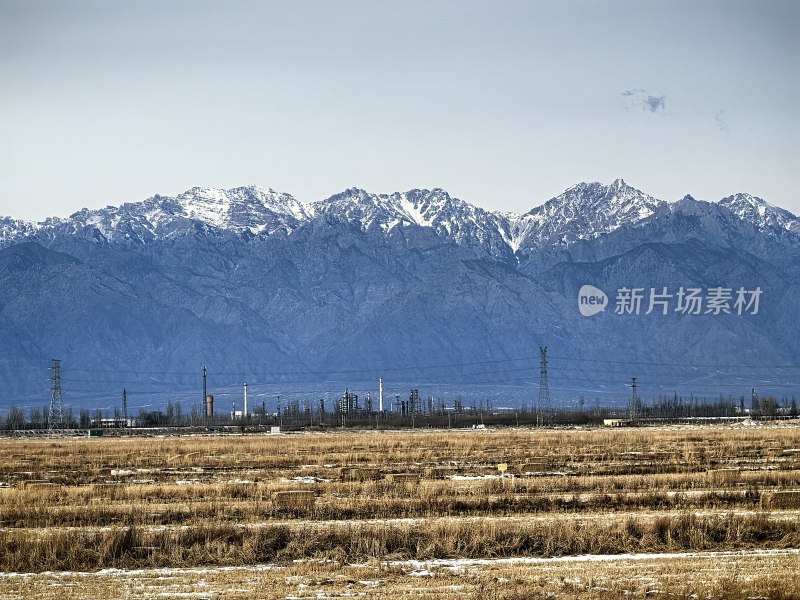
[643,95,666,113]
[621,88,646,97]
[621,89,666,114]
[715,109,730,133]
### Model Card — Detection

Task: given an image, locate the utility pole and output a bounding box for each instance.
[243,383,248,418]
[202,364,208,424]
[538,346,552,425]
[48,359,65,432]
[379,378,383,415]
[122,387,128,427]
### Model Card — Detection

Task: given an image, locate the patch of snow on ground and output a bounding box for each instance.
[407,569,434,577]
[287,476,323,484]
[390,548,800,571]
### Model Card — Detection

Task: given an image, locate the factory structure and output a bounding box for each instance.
[13,351,552,432]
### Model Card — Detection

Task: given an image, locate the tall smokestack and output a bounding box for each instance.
[379,378,383,413]
[243,382,248,418]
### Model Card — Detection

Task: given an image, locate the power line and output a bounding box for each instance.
[59,362,800,387]
[61,379,800,392]
[60,352,800,380]
[61,370,798,392]
[62,356,541,378]
[548,354,800,370]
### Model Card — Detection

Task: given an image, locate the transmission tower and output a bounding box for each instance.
[48,359,65,432]
[538,346,552,425]
[202,364,207,405]
[628,377,641,422]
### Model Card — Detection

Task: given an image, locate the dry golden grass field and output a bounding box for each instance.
[1,422,799,598]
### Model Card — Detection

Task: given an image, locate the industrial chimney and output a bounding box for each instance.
[205,395,214,418]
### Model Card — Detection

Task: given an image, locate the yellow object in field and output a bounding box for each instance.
[497,463,508,473]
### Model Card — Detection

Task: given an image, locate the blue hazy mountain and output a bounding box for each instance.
[1,180,798,411]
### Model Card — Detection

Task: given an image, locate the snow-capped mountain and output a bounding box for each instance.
[0,217,37,246]
[310,187,514,259]
[719,193,800,235]
[511,179,665,250]
[5,178,794,257]
[4,185,310,248]
[1,178,799,409]
[569,193,800,270]
[175,185,311,233]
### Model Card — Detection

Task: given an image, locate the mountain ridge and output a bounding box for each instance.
[2,180,798,257]
[2,178,798,410]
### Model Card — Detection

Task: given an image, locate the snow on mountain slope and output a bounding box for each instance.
[310,187,514,259]
[719,193,800,235]
[1,180,795,258]
[510,179,666,251]
[311,187,487,231]
[176,186,311,232]
[3,186,311,246]
[0,217,38,247]
[309,188,409,230]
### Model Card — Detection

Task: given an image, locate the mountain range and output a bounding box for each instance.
[1,179,798,412]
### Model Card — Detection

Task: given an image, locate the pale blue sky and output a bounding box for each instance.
[1,0,798,220]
